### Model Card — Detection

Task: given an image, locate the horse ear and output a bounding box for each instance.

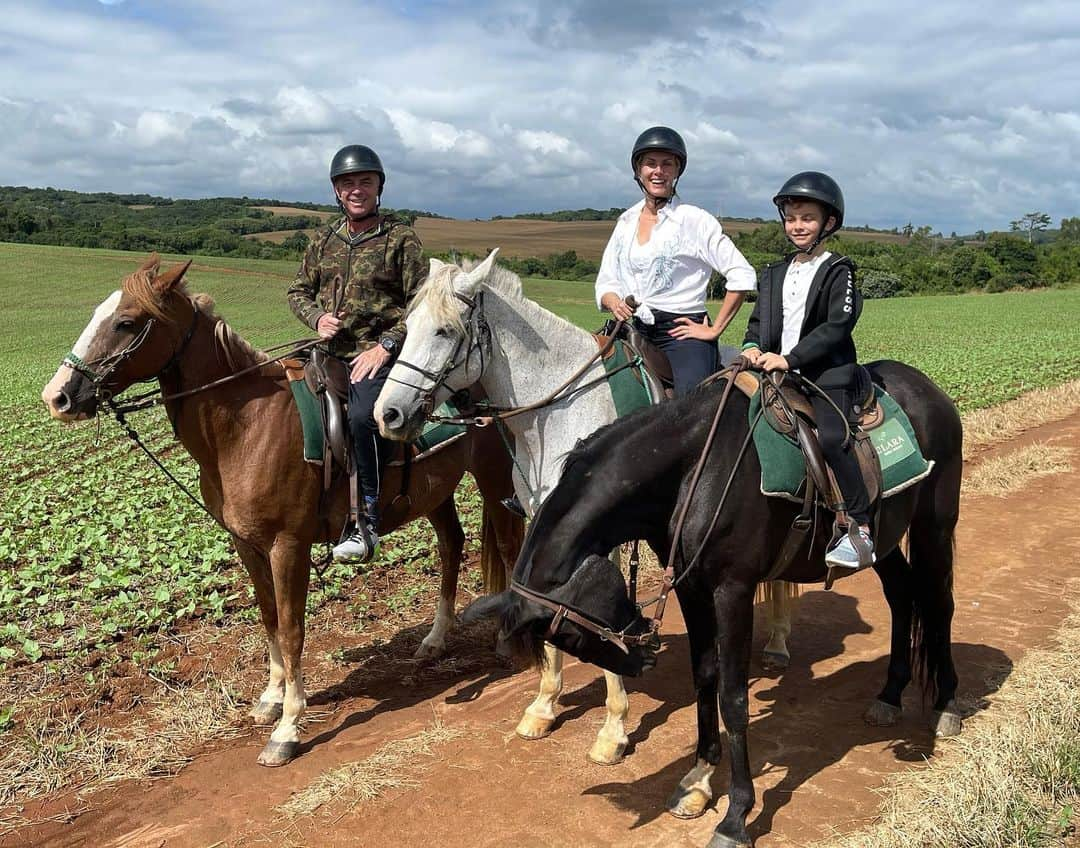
[428,257,447,277]
[153,259,193,294]
[138,253,162,274]
[459,248,499,294]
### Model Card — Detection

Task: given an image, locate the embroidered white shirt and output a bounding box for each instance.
[781,251,832,357]
[594,197,756,325]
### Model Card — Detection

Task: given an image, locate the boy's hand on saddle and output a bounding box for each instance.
[669,315,715,341]
[316,313,343,339]
[740,346,763,366]
[758,352,790,372]
[350,345,390,382]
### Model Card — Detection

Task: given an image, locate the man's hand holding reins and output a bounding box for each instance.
[316,313,342,339]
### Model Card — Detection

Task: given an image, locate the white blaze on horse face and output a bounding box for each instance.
[73,290,123,359]
[42,290,122,419]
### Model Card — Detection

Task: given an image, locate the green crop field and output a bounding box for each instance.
[1,241,1078,675]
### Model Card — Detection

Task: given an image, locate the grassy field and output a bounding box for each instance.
[245,209,908,256]
[1,240,1078,677]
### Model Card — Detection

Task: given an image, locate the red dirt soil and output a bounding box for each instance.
[6,411,1080,848]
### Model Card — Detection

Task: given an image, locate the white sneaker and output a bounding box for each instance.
[333,523,379,563]
[825,529,875,569]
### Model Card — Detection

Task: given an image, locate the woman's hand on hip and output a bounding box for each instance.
[669,315,716,341]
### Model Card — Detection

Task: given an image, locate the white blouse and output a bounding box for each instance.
[595,197,756,324]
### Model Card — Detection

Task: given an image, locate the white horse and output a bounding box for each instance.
[376,252,796,774]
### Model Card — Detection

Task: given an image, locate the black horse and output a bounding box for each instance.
[466,360,963,848]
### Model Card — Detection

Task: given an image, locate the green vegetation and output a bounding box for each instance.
[0,185,439,261]
[1,242,1079,679]
[733,220,1080,297]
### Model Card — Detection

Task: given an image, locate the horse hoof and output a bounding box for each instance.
[706,831,752,848]
[587,737,627,766]
[515,714,554,741]
[667,787,711,819]
[932,707,963,737]
[249,699,284,726]
[864,699,902,727]
[414,640,445,660]
[257,739,299,767]
[761,649,789,671]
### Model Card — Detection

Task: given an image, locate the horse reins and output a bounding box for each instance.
[509,358,757,654]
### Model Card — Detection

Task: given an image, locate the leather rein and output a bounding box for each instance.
[509,358,758,654]
[387,290,643,428]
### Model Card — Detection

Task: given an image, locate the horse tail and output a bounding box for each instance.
[906,444,962,706]
[479,502,525,594]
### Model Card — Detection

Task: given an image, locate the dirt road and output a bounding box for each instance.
[8,411,1080,848]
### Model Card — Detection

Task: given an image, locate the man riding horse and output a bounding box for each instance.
[287,144,425,562]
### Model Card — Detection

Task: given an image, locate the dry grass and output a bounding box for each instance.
[243,228,320,243]
[962,380,1080,460]
[962,443,1074,497]
[0,632,254,830]
[276,719,466,819]
[820,579,1080,848]
[253,206,335,220]
[243,213,907,255]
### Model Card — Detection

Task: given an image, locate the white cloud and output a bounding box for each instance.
[0,0,1076,230]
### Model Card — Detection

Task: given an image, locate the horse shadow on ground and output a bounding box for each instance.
[582,589,1013,839]
[299,618,516,755]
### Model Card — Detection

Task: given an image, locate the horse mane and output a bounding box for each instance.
[121,269,268,368]
[409,257,587,341]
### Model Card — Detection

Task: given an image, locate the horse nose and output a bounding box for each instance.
[380,405,402,431]
[48,389,72,414]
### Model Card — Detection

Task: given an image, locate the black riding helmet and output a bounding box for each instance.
[630,126,688,175]
[329,144,385,195]
[631,126,687,199]
[773,171,844,231]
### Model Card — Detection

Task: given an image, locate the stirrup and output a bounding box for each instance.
[332,522,379,563]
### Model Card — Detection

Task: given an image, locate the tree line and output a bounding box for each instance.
[1,186,1075,296]
[0,186,436,261]
[497,217,1080,298]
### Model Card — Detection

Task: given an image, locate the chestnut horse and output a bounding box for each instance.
[41,255,524,767]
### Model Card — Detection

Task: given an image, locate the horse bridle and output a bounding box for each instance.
[508,359,755,656]
[63,303,201,402]
[386,290,491,417]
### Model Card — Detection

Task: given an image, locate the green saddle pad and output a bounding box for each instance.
[289,380,465,463]
[603,340,656,417]
[749,385,933,500]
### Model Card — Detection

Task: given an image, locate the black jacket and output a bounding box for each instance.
[743,253,861,379]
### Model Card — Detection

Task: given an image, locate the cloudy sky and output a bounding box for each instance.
[1,0,1077,232]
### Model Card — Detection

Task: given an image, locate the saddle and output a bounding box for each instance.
[733,367,885,585]
[282,350,471,532]
[594,321,675,402]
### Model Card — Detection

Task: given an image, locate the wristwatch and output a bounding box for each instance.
[379,337,397,353]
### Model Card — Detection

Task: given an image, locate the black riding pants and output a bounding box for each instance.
[346,358,395,519]
[808,364,871,528]
[634,310,718,397]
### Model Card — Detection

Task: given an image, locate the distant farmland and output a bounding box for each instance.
[244,208,907,257]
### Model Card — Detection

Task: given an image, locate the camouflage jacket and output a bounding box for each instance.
[287,215,425,358]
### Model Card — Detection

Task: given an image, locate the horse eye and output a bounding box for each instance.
[115,318,136,332]
[434,327,450,338]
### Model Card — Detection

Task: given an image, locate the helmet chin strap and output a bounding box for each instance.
[635,176,679,209]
